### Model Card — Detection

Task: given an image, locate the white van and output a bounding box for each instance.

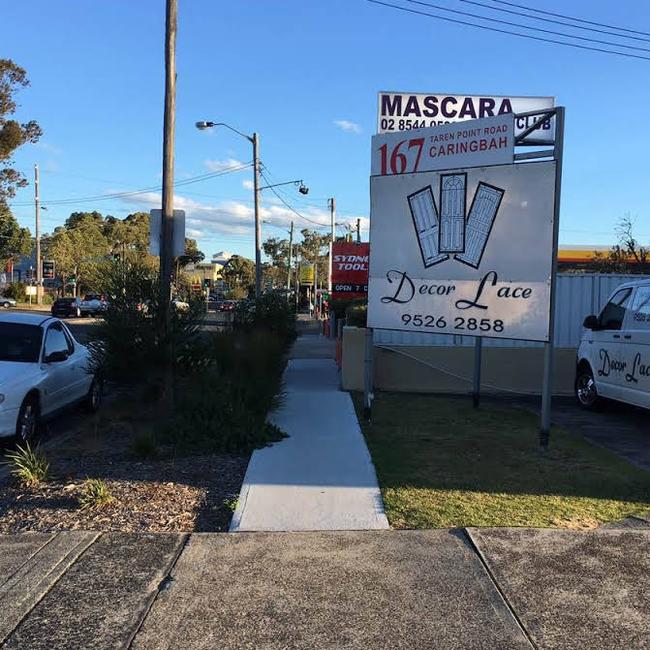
[576,278,650,410]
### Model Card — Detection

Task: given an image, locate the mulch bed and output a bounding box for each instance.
[0,453,248,533]
[0,401,250,533]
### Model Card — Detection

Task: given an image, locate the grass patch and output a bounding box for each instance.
[354,393,650,529]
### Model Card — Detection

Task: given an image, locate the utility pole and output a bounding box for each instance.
[356,218,361,243]
[328,197,335,292]
[287,220,294,293]
[34,164,42,304]
[253,132,262,299]
[160,0,177,402]
[160,0,177,311]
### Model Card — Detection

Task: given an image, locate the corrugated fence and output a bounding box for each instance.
[374,274,648,349]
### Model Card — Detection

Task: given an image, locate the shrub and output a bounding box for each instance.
[163,329,288,453]
[234,292,296,345]
[78,478,114,509]
[345,301,367,327]
[4,443,49,486]
[3,282,26,302]
[41,292,54,305]
[86,260,203,385]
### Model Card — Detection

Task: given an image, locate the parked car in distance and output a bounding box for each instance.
[51,297,83,318]
[218,300,237,312]
[1,297,17,309]
[576,278,650,411]
[0,312,102,441]
[80,293,108,316]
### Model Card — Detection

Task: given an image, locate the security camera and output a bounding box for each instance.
[298,184,309,195]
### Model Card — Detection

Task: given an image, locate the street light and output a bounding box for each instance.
[195,120,262,298]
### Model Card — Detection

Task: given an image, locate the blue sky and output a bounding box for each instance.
[3,0,650,259]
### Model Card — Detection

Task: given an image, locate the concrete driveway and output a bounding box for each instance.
[1,527,649,649]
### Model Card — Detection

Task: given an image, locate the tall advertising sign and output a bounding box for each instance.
[368,116,556,342]
[331,242,369,300]
[377,91,555,143]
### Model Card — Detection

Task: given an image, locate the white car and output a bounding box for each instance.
[0,312,102,441]
[1,297,16,309]
[576,278,650,410]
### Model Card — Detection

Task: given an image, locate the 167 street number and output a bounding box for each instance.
[401,313,505,333]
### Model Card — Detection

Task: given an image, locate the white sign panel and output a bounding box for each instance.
[149,209,186,257]
[377,91,555,143]
[368,161,556,342]
[371,114,514,176]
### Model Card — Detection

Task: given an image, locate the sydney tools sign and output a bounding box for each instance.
[377,91,555,143]
[367,160,556,341]
[371,114,513,176]
[331,242,369,300]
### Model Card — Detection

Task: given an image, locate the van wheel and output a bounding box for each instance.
[575,366,600,410]
[16,395,40,443]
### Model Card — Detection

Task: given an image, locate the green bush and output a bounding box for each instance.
[42,292,54,305]
[87,261,203,385]
[163,329,288,453]
[345,301,367,327]
[3,282,26,302]
[234,292,296,345]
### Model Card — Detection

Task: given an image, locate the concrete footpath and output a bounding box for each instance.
[229,331,389,531]
[1,527,649,649]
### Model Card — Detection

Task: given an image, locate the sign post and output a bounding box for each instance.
[368,107,564,445]
[539,106,565,447]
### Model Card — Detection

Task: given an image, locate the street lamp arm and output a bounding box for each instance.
[259,179,304,191]
[195,120,253,143]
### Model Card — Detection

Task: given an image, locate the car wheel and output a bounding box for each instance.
[575,365,600,411]
[16,395,40,443]
[85,378,103,413]
[2,301,10,308]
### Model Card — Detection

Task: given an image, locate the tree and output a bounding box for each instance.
[222,255,255,295]
[43,214,110,295]
[0,204,31,261]
[0,60,42,209]
[263,236,290,267]
[296,228,330,286]
[593,214,650,274]
[177,238,204,267]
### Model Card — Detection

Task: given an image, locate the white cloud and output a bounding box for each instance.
[119,191,367,248]
[204,158,247,173]
[334,119,361,134]
[242,179,254,190]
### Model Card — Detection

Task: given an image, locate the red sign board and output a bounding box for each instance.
[331,242,369,300]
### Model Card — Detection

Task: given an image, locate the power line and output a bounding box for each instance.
[259,169,330,229]
[9,162,252,207]
[460,0,650,44]
[366,0,650,61]
[486,0,650,38]
[402,0,650,53]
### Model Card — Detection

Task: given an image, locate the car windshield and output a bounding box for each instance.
[0,323,43,363]
[56,298,75,304]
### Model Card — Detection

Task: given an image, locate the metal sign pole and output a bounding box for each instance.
[540,106,565,448]
[363,327,374,421]
[472,336,482,409]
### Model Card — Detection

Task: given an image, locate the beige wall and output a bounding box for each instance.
[341,326,576,396]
